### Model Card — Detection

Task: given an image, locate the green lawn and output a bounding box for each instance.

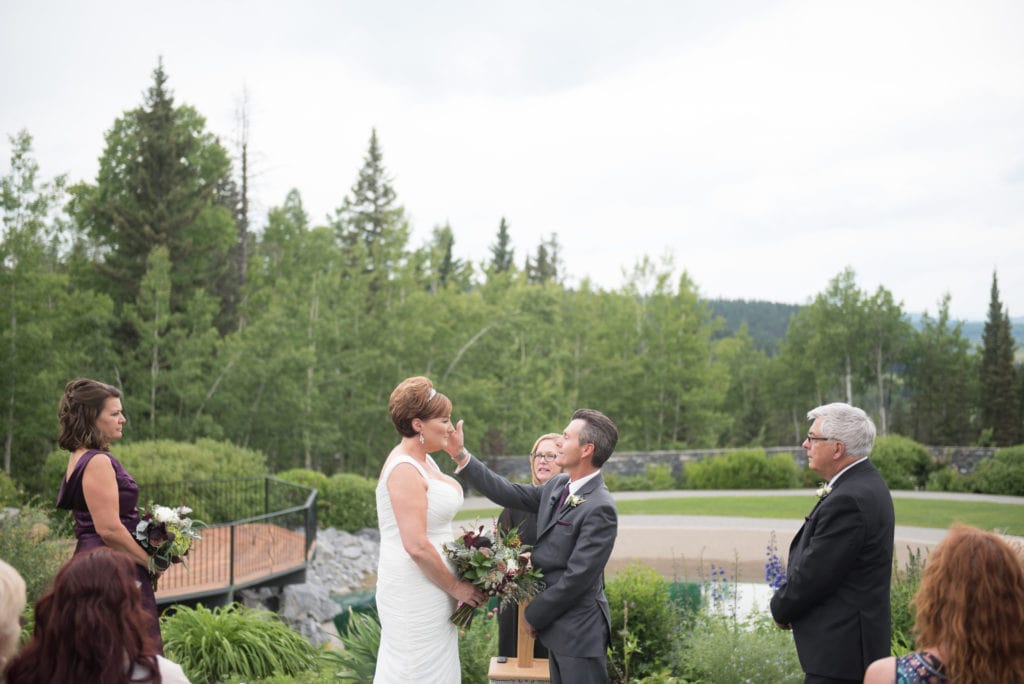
[456,495,1024,536]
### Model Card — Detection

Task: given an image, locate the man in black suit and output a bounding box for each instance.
[770,402,895,684]
[448,408,618,684]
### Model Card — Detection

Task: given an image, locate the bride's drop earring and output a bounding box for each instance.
[419,432,425,445]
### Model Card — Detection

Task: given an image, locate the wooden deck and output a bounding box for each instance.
[154,522,312,604]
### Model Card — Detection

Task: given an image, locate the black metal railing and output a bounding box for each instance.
[138,477,317,603]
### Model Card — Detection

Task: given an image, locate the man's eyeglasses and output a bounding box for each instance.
[532,452,558,462]
[805,434,834,443]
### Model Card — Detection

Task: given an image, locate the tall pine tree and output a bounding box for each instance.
[330,128,409,287]
[525,233,562,285]
[70,59,236,317]
[979,271,1019,445]
[488,217,515,275]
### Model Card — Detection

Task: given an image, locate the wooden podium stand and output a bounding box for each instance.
[487,601,550,683]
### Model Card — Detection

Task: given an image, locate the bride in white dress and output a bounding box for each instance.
[374,377,486,683]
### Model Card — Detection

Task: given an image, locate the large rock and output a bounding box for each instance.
[242,526,380,645]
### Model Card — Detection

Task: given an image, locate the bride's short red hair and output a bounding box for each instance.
[388,376,452,437]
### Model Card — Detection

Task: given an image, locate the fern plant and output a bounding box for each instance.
[320,608,381,683]
[161,603,316,683]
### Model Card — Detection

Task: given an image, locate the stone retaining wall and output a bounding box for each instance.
[484,445,996,481]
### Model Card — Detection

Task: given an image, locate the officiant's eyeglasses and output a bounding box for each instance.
[805,434,834,442]
[532,452,558,462]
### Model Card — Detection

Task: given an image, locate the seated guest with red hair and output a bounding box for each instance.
[864,524,1024,684]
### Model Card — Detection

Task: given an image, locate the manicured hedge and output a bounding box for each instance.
[970,445,1024,496]
[870,435,936,490]
[44,439,269,523]
[276,468,377,531]
[684,449,801,489]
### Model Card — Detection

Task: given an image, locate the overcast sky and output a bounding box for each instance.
[3,1,1023,320]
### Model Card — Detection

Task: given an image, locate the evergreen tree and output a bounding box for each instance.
[488,217,515,274]
[69,59,236,316]
[330,128,409,287]
[979,272,1019,445]
[409,223,471,294]
[525,233,561,285]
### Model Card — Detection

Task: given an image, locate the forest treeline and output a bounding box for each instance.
[2,62,1022,486]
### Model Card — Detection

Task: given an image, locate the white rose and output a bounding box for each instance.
[152,505,177,523]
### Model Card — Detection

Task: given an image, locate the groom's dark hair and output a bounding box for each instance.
[572,408,618,468]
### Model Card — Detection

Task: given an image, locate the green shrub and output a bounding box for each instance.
[870,435,936,490]
[684,449,800,490]
[0,470,23,507]
[925,466,969,492]
[606,464,680,492]
[970,446,1024,496]
[319,606,495,684]
[607,563,676,681]
[458,607,498,684]
[680,610,802,683]
[162,603,317,683]
[44,439,268,495]
[44,440,269,523]
[228,670,332,684]
[321,473,377,531]
[275,468,329,491]
[0,504,73,604]
[801,467,822,488]
[890,547,925,654]
[276,469,332,526]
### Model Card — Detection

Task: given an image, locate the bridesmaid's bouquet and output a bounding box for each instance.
[135,502,205,588]
[443,522,544,628]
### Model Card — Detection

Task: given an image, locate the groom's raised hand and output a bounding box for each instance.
[446,419,470,466]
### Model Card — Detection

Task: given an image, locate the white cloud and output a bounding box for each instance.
[2,0,1022,320]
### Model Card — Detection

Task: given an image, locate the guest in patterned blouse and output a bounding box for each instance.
[863,524,1024,684]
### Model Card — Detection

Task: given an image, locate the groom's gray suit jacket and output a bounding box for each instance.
[459,458,617,657]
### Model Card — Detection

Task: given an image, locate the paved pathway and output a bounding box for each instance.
[460,489,1022,581]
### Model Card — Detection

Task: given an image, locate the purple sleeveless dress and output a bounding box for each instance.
[56,449,162,651]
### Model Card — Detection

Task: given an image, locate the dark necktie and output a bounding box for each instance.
[555,483,570,509]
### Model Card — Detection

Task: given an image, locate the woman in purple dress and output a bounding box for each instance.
[55,378,163,650]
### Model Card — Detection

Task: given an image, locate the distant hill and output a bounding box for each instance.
[909,314,1024,350]
[705,299,1024,356]
[703,298,801,354]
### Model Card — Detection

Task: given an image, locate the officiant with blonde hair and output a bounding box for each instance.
[495,432,564,660]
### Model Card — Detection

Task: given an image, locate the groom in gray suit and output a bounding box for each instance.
[448,408,619,684]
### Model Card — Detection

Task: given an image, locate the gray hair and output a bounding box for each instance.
[807,403,876,458]
[0,558,26,671]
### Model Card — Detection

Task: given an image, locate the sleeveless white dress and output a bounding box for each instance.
[374,454,463,683]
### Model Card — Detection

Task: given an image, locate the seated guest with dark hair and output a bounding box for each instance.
[4,547,190,683]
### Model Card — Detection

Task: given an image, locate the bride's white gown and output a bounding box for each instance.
[374,454,463,683]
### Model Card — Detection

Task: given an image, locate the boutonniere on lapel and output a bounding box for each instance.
[814,482,832,500]
[566,494,585,509]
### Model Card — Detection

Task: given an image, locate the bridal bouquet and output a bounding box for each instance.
[135,503,204,588]
[443,522,544,628]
